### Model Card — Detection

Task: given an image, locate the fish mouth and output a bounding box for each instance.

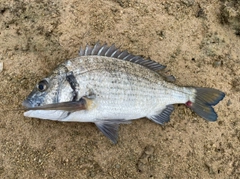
[22,98,44,109]
[22,99,34,109]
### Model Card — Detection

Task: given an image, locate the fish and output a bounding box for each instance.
[22,43,225,144]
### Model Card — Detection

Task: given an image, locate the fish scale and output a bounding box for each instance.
[60,56,191,122]
[23,43,225,144]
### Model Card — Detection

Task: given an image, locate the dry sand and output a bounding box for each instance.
[0,0,239,178]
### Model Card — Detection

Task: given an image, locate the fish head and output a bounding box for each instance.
[23,77,58,108]
[22,65,73,120]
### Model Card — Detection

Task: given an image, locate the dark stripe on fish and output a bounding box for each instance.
[66,72,79,101]
[65,72,80,117]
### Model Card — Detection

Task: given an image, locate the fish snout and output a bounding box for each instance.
[22,99,34,108]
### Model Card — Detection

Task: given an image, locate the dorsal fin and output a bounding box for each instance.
[79,42,166,71]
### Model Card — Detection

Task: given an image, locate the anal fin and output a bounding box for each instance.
[95,120,130,144]
[147,105,174,125]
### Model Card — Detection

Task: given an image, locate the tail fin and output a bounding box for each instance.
[186,87,225,121]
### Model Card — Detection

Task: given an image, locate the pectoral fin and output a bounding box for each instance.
[147,104,174,125]
[95,120,130,144]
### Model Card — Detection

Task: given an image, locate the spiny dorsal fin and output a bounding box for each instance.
[79,42,166,71]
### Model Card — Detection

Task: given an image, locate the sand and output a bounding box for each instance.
[0,0,239,178]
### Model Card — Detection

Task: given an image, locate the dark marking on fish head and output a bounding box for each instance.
[66,71,79,101]
[66,72,78,91]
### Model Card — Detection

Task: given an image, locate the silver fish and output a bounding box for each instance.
[23,43,225,143]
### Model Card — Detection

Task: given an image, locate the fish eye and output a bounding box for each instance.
[37,80,48,92]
